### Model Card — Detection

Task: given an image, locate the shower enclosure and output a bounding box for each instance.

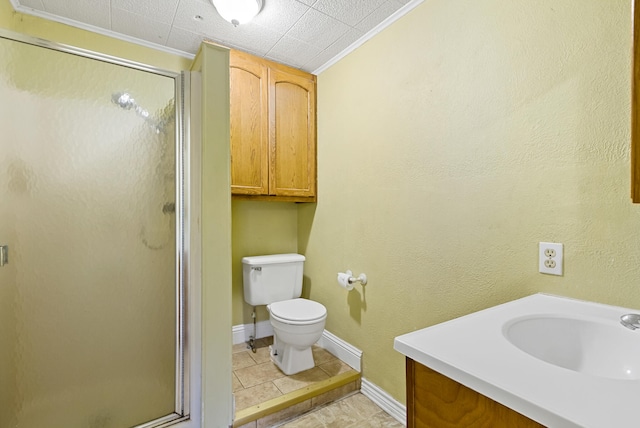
[0,31,188,428]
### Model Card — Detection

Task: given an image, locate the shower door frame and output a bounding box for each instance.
[0,28,192,428]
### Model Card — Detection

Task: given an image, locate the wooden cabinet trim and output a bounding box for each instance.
[406,359,416,428]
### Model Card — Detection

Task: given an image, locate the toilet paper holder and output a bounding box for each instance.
[344,270,367,285]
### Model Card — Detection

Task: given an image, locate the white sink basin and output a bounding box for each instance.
[504,315,640,380]
[395,294,640,427]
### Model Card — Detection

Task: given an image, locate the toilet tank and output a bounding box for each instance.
[242,254,305,306]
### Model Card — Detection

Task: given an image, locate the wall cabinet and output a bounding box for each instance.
[406,358,545,428]
[230,50,317,202]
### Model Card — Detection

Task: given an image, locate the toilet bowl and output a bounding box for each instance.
[268,298,327,375]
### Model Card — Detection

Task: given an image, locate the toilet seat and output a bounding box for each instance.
[269,298,327,325]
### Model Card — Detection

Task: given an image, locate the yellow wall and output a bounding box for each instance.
[0,0,190,72]
[301,0,638,402]
[193,43,234,428]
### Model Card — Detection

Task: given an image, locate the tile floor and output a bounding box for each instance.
[232,337,356,412]
[233,337,403,427]
[276,393,404,428]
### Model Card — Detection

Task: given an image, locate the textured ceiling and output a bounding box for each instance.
[10,0,421,74]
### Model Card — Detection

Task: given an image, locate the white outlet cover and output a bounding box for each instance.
[539,242,563,276]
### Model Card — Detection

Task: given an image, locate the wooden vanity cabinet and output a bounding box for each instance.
[230,50,317,202]
[406,358,545,428]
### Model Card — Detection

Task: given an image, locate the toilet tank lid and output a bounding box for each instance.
[242,254,305,265]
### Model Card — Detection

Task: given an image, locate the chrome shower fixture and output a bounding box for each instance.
[112,92,135,110]
[111,92,163,133]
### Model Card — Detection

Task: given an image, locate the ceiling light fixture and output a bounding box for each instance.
[211,0,263,27]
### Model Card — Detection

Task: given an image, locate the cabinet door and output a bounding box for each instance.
[269,68,316,198]
[406,359,545,428]
[230,52,269,195]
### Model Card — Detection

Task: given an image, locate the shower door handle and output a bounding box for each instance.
[0,245,7,266]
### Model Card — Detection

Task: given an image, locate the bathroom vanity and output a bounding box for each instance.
[394,294,640,428]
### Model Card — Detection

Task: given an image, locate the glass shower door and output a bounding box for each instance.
[0,34,181,428]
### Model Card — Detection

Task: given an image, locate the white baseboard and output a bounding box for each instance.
[361,378,407,426]
[232,320,273,345]
[232,325,363,373]
[316,330,363,372]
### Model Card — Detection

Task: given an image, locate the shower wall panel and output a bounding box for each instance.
[0,36,178,427]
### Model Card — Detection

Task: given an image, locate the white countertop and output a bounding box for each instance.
[394,293,640,428]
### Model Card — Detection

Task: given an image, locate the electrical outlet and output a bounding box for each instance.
[539,242,563,275]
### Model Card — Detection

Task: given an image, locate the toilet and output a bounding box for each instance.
[242,253,327,375]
